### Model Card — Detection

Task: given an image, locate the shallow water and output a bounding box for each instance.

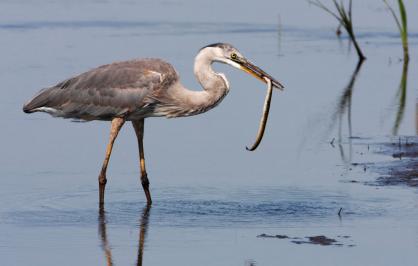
[1,0,418,265]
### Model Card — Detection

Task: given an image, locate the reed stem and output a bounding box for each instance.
[310,0,366,61]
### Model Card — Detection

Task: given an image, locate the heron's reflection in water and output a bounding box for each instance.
[415,97,418,135]
[98,207,113,266]
[98,204,151,266]
[137,205,151,266]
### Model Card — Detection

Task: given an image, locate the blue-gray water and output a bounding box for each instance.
[1,0,418,265]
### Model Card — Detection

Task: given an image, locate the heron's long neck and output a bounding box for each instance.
[162,52,229,117]
[193,51,230,106]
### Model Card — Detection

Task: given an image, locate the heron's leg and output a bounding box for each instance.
[132,119,152,204]
[98,117,125,205]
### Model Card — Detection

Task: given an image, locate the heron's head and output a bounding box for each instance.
[199,43,284,90]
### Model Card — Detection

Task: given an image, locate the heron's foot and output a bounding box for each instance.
[141,173,152,205]
[98,173,107,205]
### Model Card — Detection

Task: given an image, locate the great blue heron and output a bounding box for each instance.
[23,43,283,205]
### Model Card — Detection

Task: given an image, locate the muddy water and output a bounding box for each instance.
[1,1,418,265]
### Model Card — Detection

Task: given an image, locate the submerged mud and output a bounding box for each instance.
[349,137,418,187]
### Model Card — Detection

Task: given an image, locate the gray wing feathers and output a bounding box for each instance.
[23,59,178,120]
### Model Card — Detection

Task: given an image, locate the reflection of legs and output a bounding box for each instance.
[98,117,125,205]
[99,204,151,266]
[132,119,152,204]
[137,205,151,266]
[98,207,113,266]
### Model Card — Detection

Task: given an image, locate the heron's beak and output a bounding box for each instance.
[237,58,284,90]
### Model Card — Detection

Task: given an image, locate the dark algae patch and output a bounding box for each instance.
[258,234,353,247]
[257,233,289,239]
[292,236,339,246]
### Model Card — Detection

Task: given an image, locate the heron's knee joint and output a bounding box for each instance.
[98,176,107,185]
[141,175,150,187]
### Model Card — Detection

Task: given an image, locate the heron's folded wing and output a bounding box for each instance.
[24,59,178,120]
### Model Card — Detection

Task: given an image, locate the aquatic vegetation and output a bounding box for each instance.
[310,0,366,61]
[392,58,409,135]
[330,60,364,163]
[383,0,409,61]
[382,0,409,134]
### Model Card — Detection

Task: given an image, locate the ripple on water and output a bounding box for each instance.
[1,186,390,228]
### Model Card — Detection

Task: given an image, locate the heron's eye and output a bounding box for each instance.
[230,53,237,60]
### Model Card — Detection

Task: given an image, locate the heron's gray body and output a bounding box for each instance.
[23,52,229,121]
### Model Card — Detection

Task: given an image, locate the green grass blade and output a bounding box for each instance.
[398,0,407,34]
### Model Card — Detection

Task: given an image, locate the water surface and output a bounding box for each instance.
[1,1,418,265]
